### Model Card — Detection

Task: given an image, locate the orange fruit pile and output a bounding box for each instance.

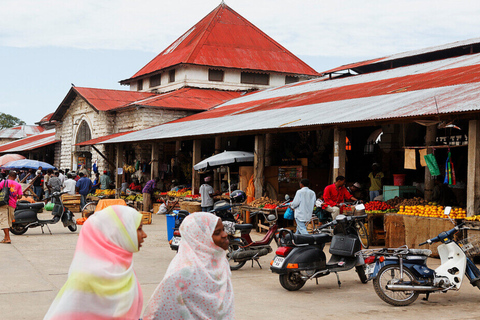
[397,205,466,219]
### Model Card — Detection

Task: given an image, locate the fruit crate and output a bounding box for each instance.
[141,211,152,225]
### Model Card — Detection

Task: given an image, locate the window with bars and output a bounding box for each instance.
[208,69,224,82]
[240,72,269,85]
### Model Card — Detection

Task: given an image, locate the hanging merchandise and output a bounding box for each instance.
[418,149,427,167]
[135,160,140,171]
[444,151,456,185]
[424,153,441,176]
[404,149,416,170]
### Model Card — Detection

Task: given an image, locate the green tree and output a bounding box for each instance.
[0,112,25,130]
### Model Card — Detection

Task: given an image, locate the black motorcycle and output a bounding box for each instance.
[270,214,369,291]
[10,191,77,235]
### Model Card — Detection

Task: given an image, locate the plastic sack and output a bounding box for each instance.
[424,153,440,176]
[44,202,55,211]
[156,203,167,215]
[284,207,294,220]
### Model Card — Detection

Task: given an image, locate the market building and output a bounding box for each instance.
[88,37,480,223]
[47,3,319,174]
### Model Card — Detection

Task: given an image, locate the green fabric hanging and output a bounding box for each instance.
[424,153,440,176]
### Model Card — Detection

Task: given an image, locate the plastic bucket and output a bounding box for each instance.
[166,214,176,240]
[393,174,406,186]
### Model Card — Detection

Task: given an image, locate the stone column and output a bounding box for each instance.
[192,140,201,194]
[424,125,437,202]
[467,120,480,217]
[254,135,265,199]
[332,128,346,183]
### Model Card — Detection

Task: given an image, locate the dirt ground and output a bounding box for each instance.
[0,213,479,320]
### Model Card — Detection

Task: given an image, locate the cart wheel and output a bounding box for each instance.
[82,202,97,218]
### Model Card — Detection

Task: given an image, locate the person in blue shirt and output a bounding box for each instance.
[76,172,93,210]
[290,179,316,235]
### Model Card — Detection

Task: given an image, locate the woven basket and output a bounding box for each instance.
[180,201,202,213]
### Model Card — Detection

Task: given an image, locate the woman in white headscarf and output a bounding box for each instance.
[143,212,234,319]
[44,205,147,320]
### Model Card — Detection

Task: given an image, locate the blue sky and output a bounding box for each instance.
[1,0,480,125]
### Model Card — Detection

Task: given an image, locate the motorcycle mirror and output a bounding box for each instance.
[284,194,290,201]
[444,206,452,216]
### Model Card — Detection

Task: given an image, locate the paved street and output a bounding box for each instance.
[1,212,479,320]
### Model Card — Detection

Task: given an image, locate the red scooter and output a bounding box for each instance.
[227,206,285,270]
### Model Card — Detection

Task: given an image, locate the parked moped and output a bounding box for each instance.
[10,191,77,235]
[362,221,480,306]
[270,214,369,291]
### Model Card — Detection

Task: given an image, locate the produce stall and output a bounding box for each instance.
[240,197,286,231]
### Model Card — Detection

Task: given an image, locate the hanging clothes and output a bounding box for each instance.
[444,151,456,185]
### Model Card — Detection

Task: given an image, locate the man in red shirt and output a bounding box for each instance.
[322,176,358,220]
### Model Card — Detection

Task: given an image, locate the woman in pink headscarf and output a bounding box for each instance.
[44,205,147,320]
[143,212,234,319]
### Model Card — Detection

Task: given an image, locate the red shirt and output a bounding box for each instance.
[129,183,142,191]
[322,184,352,209]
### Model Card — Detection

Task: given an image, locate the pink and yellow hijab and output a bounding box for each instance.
[44,205,143,320]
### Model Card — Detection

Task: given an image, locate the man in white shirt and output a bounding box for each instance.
[62,173,77,195]
[290,179,316,235]
[58,170,66,185]
[199,176,214,212]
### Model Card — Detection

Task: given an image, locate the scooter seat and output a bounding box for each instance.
[408,249,432,256]
[235,224,253,231]
[16,202,44,211]
[292,233,332,245]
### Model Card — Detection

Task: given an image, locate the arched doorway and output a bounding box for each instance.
[75,120,92,174]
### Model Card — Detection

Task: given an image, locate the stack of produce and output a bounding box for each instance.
[121,194,143,202]
[365,201,395,214]
[94,189,116,196]
[249,197,281,208]
[167,188,192,197]
[397,205,466,219]
[394,197,427,209]
[185,194,201,199]
[385,196,405,207]
[465,215,480,221]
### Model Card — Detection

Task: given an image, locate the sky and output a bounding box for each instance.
[1,0,480,125]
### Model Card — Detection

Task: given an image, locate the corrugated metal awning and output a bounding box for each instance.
[0,130,58,153]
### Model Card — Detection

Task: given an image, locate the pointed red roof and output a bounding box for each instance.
[122,3,319,83]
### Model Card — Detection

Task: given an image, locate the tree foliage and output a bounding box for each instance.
[0,112,26,130]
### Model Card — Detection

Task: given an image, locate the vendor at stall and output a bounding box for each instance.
[368,163,384,201]
[143,177,160,212]
[432,178,458,206]
[129,179,142,192]
[322,176,359,220]
[200,176,214,212]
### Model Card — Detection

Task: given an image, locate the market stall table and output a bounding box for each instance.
[240,205,287,232]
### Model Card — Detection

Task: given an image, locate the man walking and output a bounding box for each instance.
[62,173,76,195]
[290,179,316,235]
[199,176,214,212]
[75,172,92,210]
[0,171,23,244]
[47,172,62,194]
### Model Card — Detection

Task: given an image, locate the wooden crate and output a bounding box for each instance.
[65,204,81,213]
[141,211,152,225]
[62,194,81,202]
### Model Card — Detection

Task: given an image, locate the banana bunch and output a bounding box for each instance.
[123,164,136,174]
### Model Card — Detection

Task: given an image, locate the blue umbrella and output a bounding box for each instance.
[0,159,56,170]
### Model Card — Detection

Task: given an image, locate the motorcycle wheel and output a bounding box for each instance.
[279,272,306,291]
[373,264,419,306]
[10,225,28,235]
[355,265,368,284]
[227,238,247,271]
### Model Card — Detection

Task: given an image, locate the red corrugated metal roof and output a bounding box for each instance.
[172,63,480,123]
[124,3,319,82]
[75,131,135,146]
[38,113,54,123]
[322,58,386,74]
[0,130,58,153]
[74,87,158,111]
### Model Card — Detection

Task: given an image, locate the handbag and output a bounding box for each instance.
[284,207,294,220]
[0,180,10,206]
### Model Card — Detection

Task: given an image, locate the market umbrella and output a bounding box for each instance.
[193,151,254,170]
[194,151,254,197]
[0,154,26,167]
[1,159,56,170]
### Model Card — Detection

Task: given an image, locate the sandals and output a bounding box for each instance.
[0,239,11,244]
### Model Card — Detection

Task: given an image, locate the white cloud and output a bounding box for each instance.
[1,0,480,59]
